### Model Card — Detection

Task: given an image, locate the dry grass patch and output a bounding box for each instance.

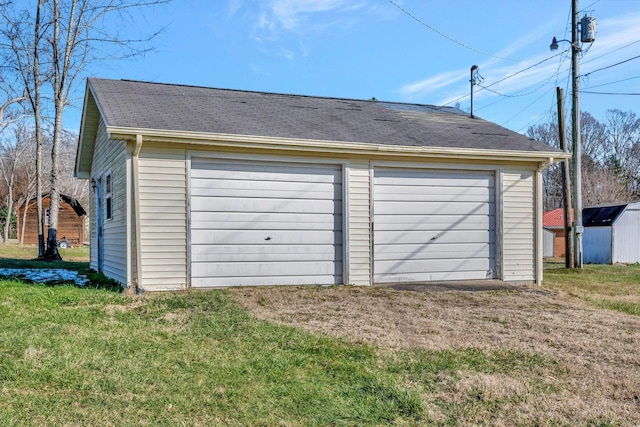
[231,285,640,425]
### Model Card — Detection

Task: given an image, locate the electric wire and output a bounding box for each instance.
[583,54,640,77]
[388,0,521,62]
[443,49,570,106]
[501,86,556,127]
[581,90,640,95]
[581,39,640,65]
[584,75,640,88]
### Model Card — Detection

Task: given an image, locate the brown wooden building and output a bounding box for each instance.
[16,194,87,247]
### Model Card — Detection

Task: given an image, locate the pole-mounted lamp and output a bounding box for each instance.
[549,8,596,269]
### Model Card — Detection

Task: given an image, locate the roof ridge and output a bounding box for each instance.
[89,77,456,111]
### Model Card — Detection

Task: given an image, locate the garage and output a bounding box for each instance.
[189,158,344,287]
[373,168,496,283]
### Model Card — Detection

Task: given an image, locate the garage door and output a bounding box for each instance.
[190,158,343,287]
[374,168,496,283]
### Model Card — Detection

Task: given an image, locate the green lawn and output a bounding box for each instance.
[0,245,638,425]
[544,260,640,316]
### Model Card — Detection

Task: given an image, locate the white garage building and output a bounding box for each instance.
[75,78,566,291]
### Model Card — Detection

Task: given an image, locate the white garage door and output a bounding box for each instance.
[190,158,343,287]
[374,168,496,283]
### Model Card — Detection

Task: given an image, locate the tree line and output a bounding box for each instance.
[527,109,640,211]
[0,0,166,260]
[0,125,85,244]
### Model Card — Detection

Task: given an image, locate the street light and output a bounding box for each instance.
[550,2,596,269]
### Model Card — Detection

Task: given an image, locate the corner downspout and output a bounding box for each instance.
[536,158,553,286]
[131,134,143,293]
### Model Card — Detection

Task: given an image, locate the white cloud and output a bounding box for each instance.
[399,69,467,100]
[227,0,243,17]
[255,0,369,34]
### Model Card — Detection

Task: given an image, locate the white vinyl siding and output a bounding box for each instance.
[502,170,535,282]
[138,146,188,291]
[612,206,640,263]
[373,168,496,283]
[347,160,371,285]
[190,157,343,287]
[89,119,128,285]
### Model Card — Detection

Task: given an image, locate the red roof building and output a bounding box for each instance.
[543,208,574,257]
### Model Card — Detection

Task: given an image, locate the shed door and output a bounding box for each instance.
[373,168,496,283]
[190,158,343,287]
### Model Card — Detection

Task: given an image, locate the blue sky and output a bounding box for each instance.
[69,0,640,135]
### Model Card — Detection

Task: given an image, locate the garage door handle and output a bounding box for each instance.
[265,236,272,241]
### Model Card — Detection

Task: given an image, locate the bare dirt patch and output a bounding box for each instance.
[230,285,640,425]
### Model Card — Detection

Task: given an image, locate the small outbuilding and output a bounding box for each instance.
[16,194,87,247]
[74,78,566,291]
[583,203,640,264]
[543,208,573,257]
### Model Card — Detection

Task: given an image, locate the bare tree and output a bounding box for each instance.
[1,0,48,257]
[527,120,564,211]
[2,0,168,260]
[0,121,31,243]
[604,110,640,197]
[43,0,169,260]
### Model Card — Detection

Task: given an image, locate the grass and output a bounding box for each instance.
[0,282,428,425]
[0,244,120,291]
[1,245,639,425]
[544,260,640,316]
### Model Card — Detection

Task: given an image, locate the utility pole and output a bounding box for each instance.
[571,0,583,268]
[556,87,574,268]
[551,1,594,269]
[470,65,478,118]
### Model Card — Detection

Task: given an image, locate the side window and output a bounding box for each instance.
[105,173,113,220]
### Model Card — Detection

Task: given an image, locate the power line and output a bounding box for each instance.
[443,50,570,106]
[583,54,640,77]
[388,0,521,62]
[585,75,640,88]
[581,90,640,95]
[581,39,640,65]
[501,86,556,127]
[481,50,570,90]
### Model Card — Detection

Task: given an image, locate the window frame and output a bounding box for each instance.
[105,171,113,221]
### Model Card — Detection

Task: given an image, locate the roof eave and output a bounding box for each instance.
[107,127,569,164]
[74,80,105,179]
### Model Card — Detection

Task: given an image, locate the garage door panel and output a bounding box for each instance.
[375,215,493,230]
[192,230,342,245]
[375,258,492,275]
[191,186,339,200]
[190,158,343,287]
[376,270,493,283]
[192,217,342,231]
[375,185,492,198]
[192,260,342,278]
[190,197,342,214]
[375,243,491,260]
[375,169,493,183]
[375,230,495,245]
[374,202,492,216]
[192,274,340,287]
[374,168,496,283]
[192,245,340,262]
[191,178,338,192]
[191,161,339,183]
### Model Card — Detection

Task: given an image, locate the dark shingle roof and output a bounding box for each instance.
[87,78,561,153]
[583,205,627,227]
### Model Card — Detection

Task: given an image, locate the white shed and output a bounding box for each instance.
[74,78,567,291]
[583,203,640,264]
